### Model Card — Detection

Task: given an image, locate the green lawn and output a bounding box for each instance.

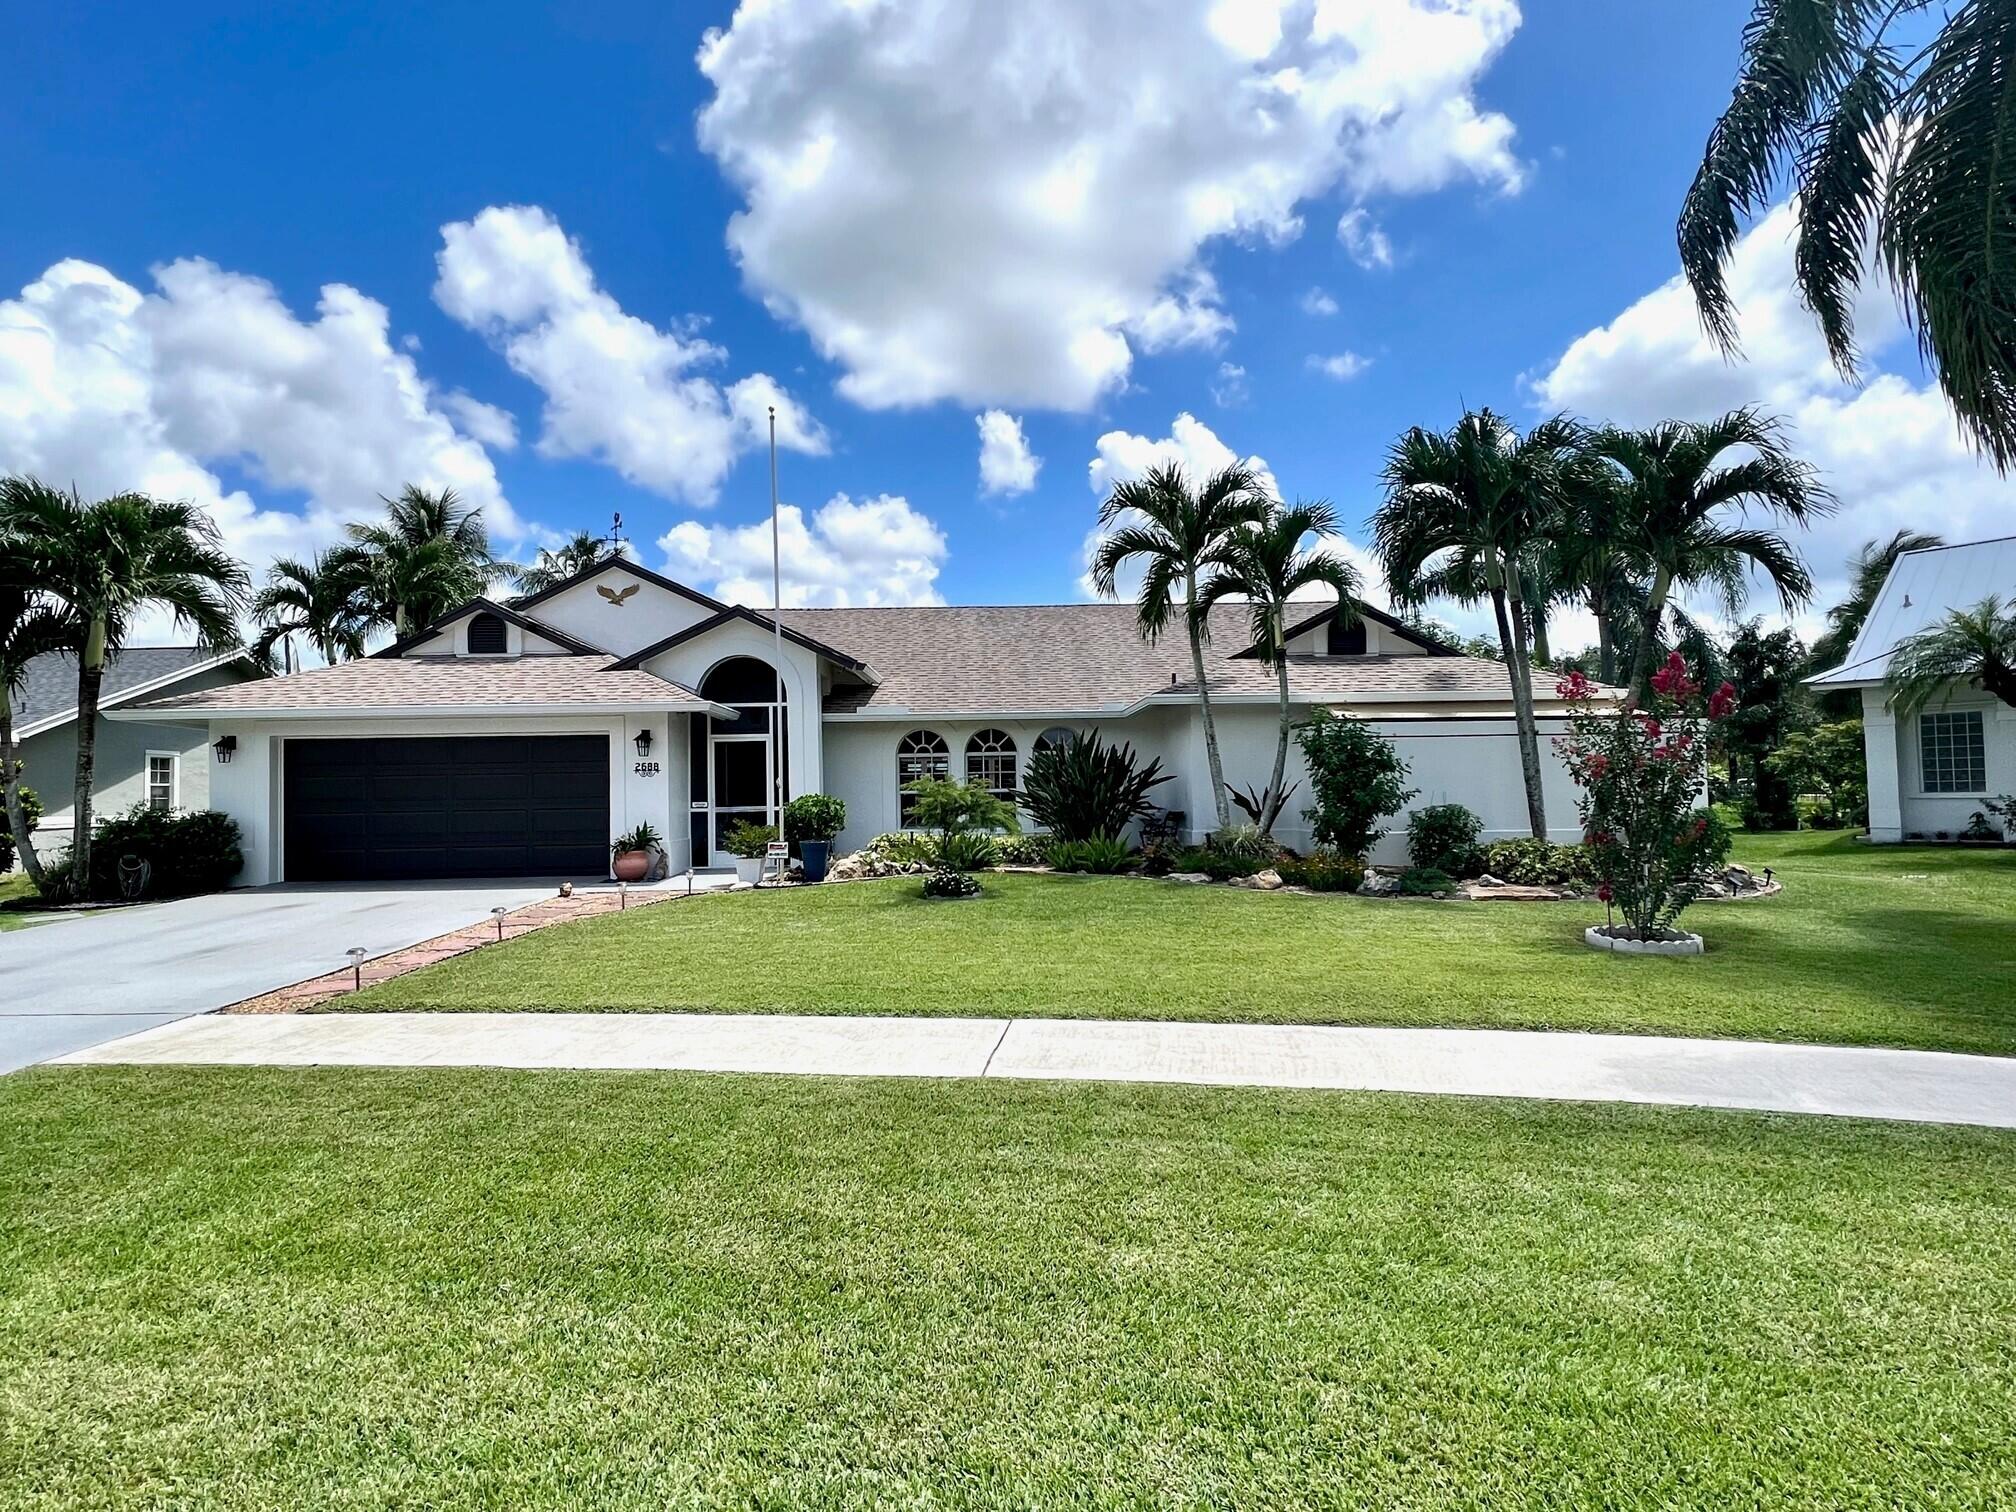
[347,831,2016,1055]
[0,872,51,930]
[2,1067,2011,1509]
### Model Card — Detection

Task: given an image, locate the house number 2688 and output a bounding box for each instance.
[633,761,662,777]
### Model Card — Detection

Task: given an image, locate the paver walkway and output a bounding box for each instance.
[54,1012,2016,1129]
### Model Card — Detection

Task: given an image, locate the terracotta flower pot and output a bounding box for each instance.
[612,850,651,883]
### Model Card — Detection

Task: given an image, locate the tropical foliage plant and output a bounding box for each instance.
[782,793,847,844]
[1046,836,1138,874]
[1681,0,2016,467]
[0,515,71,890]
[1885,596,2016,713]
[1555,656,1738,939]
[1273,851,1366,892]
[609,821,661,858]
[1091,462,1267,828]
[344,485,502,637]
[1017,730,1172,842]
[249,552,375,668]
[510,531,630,596]
[1197,497,1361,833]
[87,805,243,900]
[903,776,1018,870]
[722,820,779,859]
[1478,838,1599,889]
[1295,709,1417,861]
[920,865,982,900]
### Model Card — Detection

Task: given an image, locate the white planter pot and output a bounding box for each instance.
[1584,924,1704,957]
[734,856,765,884]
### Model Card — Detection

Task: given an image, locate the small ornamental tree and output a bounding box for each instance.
[1555,653,1736,940]
[1296,709,1417,861]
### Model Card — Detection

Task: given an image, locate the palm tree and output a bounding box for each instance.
[510,530,629,597]
[1544,465,1646,685]
[1372,410,1581,839]
[0,518,73,891]
[1091,462,1268,830]
[1588,409,1833,703]
[1887,597,2016,714]
[0,480,247,894]
[250,551,374,669]
[345,485,500,636]
[1680,0,2016,468]
[1196,500,1362,836]
[1809,529,1947,674]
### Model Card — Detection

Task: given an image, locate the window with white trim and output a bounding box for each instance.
[965,728,1018,803]
[1919,710,1987,793]
[896,730,949,824]
[146,752,179,812]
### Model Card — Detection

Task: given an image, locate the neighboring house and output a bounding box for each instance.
[1808,535,2016,842]
[7,647,263,872]
[111,559,1603,884]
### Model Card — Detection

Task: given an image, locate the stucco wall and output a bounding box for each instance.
[1862,686,2015,842]
[517,573,717,658]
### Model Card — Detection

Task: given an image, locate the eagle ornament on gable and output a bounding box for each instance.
[597,583,639,607]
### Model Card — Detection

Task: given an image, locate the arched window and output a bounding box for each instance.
[896,730,949,824]
[467,611,508,655]
[1035,726,1077,753]
[966,728,1017,803]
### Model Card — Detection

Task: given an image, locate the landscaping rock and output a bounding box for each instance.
[1461,883,1562,902]
[1358,870,1401,897]
[1166,871,1212,884]
[1230,868,1284,891]
[1474,873,1507,888]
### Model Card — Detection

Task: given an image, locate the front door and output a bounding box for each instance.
[709,733,774,866]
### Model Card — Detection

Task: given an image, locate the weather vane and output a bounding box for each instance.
[608,511,625,549]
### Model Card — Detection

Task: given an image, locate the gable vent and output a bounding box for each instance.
[467,612,508,655]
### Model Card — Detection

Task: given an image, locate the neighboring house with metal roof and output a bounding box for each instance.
[8,647,262,872]
[1808,535,2016,842]
[111,558,1606,883]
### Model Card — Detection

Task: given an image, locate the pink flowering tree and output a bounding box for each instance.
[1555,653,1736,940]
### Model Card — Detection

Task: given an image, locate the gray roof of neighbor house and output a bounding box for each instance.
[14,647,251,736]
[1808,535,2016,687]
[109,655,727,720]
[784,602,1582,715]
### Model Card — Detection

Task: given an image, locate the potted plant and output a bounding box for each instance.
[723,820,778,884]
[783,793,847,882]
[610,821,661,883]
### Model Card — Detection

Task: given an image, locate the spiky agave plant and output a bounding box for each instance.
[1681,0,2016,467]
[1016,731,1172,843]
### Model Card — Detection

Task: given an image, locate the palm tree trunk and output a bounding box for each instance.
[1262,627,1292,837]
[1492,568,1549,840]
[1531,602,1552,669]
[1188,571,1232,831]
[1,682,47,890]
[1596,611,1616,686]
[1626,565,1674,706]
[70,614,107,896]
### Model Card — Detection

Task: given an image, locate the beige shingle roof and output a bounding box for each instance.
[113,655,721,717]
[783,603,1581,715]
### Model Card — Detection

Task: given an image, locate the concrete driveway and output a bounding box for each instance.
[0,879,559,1074]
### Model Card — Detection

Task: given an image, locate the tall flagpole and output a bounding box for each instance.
[769,407,783,836]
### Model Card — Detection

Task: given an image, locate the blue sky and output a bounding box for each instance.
[4,1,2003,636]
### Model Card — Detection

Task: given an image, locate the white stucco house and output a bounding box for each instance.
[1807,534,2015,842]
[109,558,1596,884]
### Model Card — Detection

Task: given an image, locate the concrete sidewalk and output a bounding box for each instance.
[52,1012,2016,1129]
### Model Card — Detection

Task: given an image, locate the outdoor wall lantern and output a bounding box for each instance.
[213,735,237,764]
[633,728,653,759]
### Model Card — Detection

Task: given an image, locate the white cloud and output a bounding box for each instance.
[976,410,1041,495]
[1081,412,1281,597]
[1211,361,1250,408]
[1531,201,2008,637]
[1300,287,1340,317]
[658,493,947,607]
[1337,208,1395,269]
[1308,351,1372,381]
[696,0,1524,411]
[434,204,826,506]
[443,392,519,451]
[0,256,525,641]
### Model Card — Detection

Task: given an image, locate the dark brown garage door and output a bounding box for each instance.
[283,735,609,881]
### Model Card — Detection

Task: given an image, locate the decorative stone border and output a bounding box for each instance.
[1584,925,1705,957]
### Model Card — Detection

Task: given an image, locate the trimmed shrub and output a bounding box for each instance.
[1275,851,1366,892]
[1196,850,1268,881]
[782,793,846,845]
[1397,866,1454,897]
[1295,709,1417,861]
[990,833,1052,866]
[1406,803,1484,877]
[934,829,998,872]
[1017,730,1172,842]
[921,866,981,900]
[1205,824,1277,864]
[1478,838,1595,887]
[87,805,243,899]
[1049,836,1137,874]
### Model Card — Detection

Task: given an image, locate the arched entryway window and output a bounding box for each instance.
[695,657,786,864]
[965,728,1017,803]
[896,730,949,825]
